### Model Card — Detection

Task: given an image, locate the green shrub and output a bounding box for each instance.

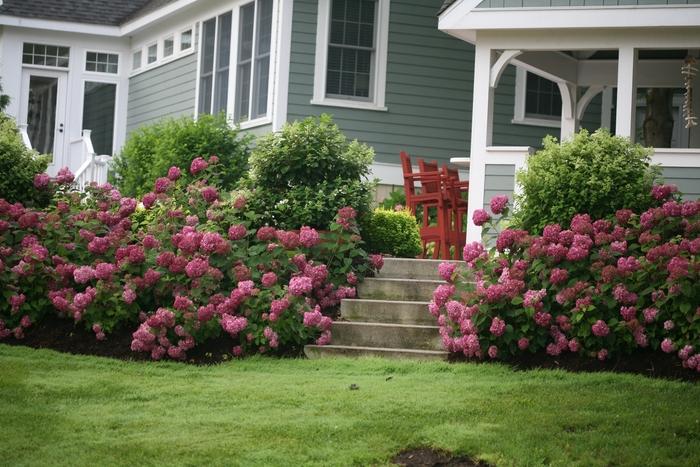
[111,113,251,197]
[379,189,406,211]
[0,114,50,206]
[246,115,375,229]
[362,208,421,257]
[514,129,660,233]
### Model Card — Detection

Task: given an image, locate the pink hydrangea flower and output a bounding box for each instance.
[462,242,486,265]
[299,226,320,248]
[663,320,674,331]
[228,224,247,240]
[549,268,568,285]
[122,286,137,304]
[73,266,95,284]
[592,320,610,337]
[489,317,506,337]
[489,195,509,215]
[597,349,608,361]
[221,314,248,336]
[370,254,384,270]
[190,157,208,175]
[33,173,50,189]
[154,177,171,193]
[642,307,658,323]
[438,262,457,281]
[517,338,529,350]
[167,166,181,181]
[487,345,498,359]
[289,276,313,296]
[661,338,675,353]
[472,209,491,226]
[185,257,209,278]
[201,186,219,203]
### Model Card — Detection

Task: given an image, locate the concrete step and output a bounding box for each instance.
[331,321,442,351]
[304,344,448,360]
[377,257,462,280]
[340,299,433,325]
[358,277,442,301]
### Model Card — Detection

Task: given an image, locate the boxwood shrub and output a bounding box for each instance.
[362,208,421,258]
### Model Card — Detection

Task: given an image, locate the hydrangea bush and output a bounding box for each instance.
[0,157,382,360]
[430,188,700,372]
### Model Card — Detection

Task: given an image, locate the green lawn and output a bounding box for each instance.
[1,345,699,467]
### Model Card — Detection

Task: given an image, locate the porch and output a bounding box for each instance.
[439,6,700,241]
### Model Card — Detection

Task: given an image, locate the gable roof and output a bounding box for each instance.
[0,0,168,26]
[438,0,458,15]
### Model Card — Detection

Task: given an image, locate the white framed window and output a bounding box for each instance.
[85,52,119,74]
[234,0,273,122]
[22,43,70,68]
[312,0,390,111]
[180,28,193,51]
[513,67,562,128]
[163,36,175,58]
[196,0,275,126]
[132,50,142,70]
[147,43,158,64]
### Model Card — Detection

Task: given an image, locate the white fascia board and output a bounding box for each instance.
[440,6,700,33]
[0,15,121,36]
[120,0,200,35]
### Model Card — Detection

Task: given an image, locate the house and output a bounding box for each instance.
[0,0,697,220]
[438,0,700,240]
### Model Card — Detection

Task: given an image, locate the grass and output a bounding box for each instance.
[1,345,699,467]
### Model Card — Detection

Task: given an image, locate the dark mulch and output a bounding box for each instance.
[392,448,492,467]
[2,316,698,381]
[1,315,245,365]
[449,349,699,383]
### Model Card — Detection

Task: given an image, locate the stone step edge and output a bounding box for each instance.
[362,277,446,284]
[333,321,439,330]
[342,298,431,306]
[304,344,448,356]
[381,257,463,264]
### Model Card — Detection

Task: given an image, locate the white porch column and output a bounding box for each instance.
[559,82,578,140]
[466,43,495,244]
[615,47,638,140]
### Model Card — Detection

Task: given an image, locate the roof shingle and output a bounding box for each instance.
[0,0,170,26]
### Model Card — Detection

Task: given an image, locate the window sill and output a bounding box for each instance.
[311,98,387,112]
[237,117,272,130]
[511,116,561,128]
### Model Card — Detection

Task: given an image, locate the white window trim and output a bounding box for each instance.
[195,0,278,126]
[129,24,196,76]
[83,49,121,75]
[512,66,561,128]
[311,0,390,112]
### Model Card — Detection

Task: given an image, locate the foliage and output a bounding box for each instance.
[0,157,382,360]
[0,114,51,207]
[379,189,407,211]
[111,114,251,197]
[362,208,421,258]
[431,187,699,372]
[514,129,660,234]
[246,115,375,229]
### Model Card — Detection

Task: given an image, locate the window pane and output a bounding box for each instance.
[524,72,562,118]
[256,0,273,56]
[86,52,119,73]
[27,75,58,156]
[164,37,174,57]
[133,51,142,69]
[239,4,255,63]
[201,19,216,73]
[235,63,251,122]
[326,0,376,99]
[198,75,213,115]
[82,82,116,156]
[181,29,193,50]
[147,44,157,63]
[22,43,70,68]
[214,12,232,115]
[235,3,255,122]
[252,57,269,119]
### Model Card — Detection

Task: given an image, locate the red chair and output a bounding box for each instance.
[400,152,452,259]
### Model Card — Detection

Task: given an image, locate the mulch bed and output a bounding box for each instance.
[392,448,492,467]
[2,316,698,381]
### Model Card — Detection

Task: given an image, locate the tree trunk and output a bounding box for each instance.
[643,88,674,147]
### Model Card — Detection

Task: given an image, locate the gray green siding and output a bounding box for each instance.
[484,164,516,210]
[126,53,197,134]
[663,167,700,200]
[288,0,558,167]
[476,0,697,7]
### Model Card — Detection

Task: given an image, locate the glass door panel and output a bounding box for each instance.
[27,75,59,157]
[82,82,117,155]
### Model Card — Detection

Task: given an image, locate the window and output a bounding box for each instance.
[181,29,193,51]
[147,44,158,64]
[198,13,233,115]
[234,0,273,122]
[312,0,389,111]
[22,43,70,68]
[326,0,375,99]
[513,67,562,127]
[86,52,119,74]
[132,50,142,70]
[82,82,117,156]
[163,36,174,57]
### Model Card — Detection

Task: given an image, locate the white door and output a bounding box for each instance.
[19,69,68,174]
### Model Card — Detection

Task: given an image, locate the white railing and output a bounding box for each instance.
[73,130,112,191]
[18,123,32,150]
